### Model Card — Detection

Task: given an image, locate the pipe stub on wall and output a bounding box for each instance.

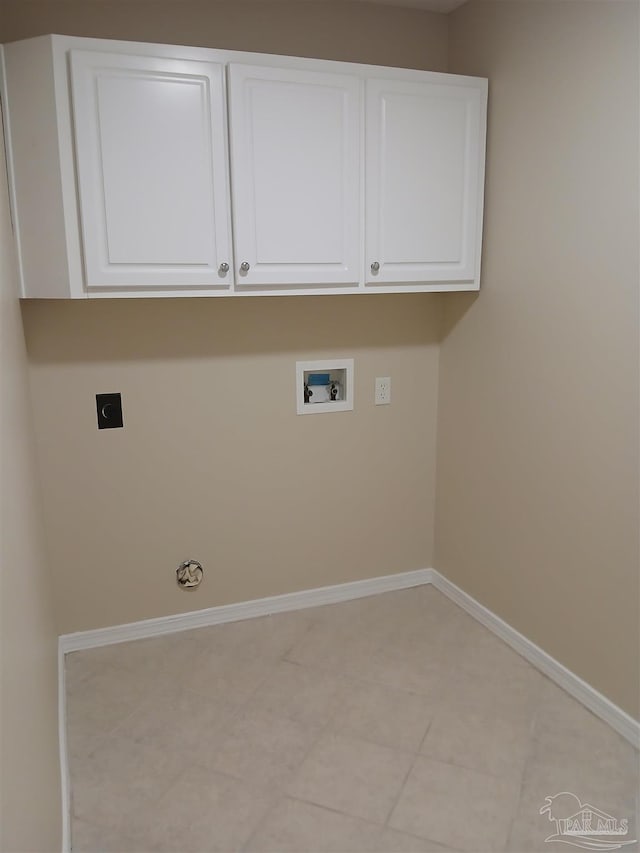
[176,559,204,589]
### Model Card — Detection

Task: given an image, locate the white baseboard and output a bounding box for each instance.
[58,568,433,654]
[430,570,640,748]
[58,643,70,853]
[57,558,638,841]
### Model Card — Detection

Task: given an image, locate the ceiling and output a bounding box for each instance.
[178,0,470,11]
[28,0,471,11]
[360,0,467,10]
[13,0,471,12]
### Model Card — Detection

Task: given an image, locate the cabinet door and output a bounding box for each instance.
[228,64,361,287]
[366,78,485,286]
[70,51,233,290]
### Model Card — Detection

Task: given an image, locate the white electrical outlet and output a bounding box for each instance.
[375,376,391,405]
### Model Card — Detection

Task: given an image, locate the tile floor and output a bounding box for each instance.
[66,586,639,853]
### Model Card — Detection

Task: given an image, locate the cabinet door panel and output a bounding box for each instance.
[228,64,360,287]
[366,79,485,286]
[70,51,233,289]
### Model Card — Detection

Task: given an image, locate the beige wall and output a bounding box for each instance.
[0,0,448,70]
[7,2,448,634]
[24,296,441,633]
[0,119,62,846]
[437,0,639,719]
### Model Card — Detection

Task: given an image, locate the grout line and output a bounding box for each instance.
[503,676,550,851]
[268,795,462,851]
[382,746,420,829]
[281,794,389,826]
[237,719,334,851]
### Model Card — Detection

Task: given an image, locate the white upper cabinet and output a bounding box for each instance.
[70,51,233,290]
[227,64,360,288]
[1,35,487,298]
[365,78,486,288]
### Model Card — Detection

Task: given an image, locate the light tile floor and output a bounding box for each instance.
[66,586,639,853]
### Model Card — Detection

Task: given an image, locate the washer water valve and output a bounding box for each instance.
[176,559,204,589]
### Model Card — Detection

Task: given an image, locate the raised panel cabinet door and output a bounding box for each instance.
[366,78,486,287]
[70,51,233,290]
[228,64,361,287]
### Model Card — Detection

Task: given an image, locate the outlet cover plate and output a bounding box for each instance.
[375,377,391,405]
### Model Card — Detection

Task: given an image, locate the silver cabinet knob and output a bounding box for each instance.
[371,261,380,272]
[218,262,229,274]
[240,262,250,272]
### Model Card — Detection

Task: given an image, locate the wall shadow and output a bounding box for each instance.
[22,293,444,365]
